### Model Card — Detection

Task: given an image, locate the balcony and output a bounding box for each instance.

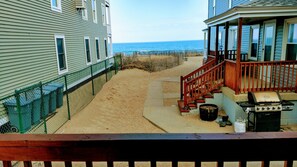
[1,133,297,167]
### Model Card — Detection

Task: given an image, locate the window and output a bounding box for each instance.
[229,0,232,9]
[92,0,97,23]
[101,3,106,26]
[282,18,297,60]
[54,35,68,75]
[82,0,88,20]
[213,0,216,16]
[84,37,92,65]
[51,0,61,12]
[106,4,110,25]
[104,38,108,58]
[95,37,100,61]
[107,36,112,57]
[249,25,260,60]
[286,23,297,60]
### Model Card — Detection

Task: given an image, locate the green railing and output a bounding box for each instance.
[0,55,122,134]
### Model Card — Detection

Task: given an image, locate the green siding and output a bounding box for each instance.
[0,0,109,97]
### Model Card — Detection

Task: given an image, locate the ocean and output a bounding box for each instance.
[112,40,204,55]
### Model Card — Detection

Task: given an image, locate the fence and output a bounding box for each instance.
[121,51,189,72]
[0,55,122,134]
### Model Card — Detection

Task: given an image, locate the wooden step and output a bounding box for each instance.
[177,100,190,113]
[203,94,214,98]
[212,89,222,93]
[195,99,206,103]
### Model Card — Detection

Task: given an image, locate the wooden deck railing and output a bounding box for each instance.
[240,60,297,93]
[183,61,224,106]
[180,59,216,100]
[1,133,297,167]
[218,50,248,62]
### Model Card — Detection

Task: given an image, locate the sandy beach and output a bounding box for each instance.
[56,56,203,134]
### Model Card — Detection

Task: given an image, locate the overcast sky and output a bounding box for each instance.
[110,0,208,43]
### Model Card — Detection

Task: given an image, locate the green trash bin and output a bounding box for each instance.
[35,89,50,119]
[43,85,57,113]
[31,90,42,125]
[47,83,64,108]
[3,97,32,132]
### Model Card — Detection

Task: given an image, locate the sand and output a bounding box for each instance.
[56,56,203,134]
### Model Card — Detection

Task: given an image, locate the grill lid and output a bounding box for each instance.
[248,91,281,104]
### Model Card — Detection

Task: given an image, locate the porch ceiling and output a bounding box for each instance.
[205,6,297,27]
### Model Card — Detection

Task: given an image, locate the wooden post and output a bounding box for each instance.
[215,25,219,64]
[207,27,211,56]
[224,22,229,60]
[235,18,243,94]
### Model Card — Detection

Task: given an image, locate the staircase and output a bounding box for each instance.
[178,60,225,113]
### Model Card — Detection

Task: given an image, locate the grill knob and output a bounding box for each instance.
[262,107,265,110]
[257,107,260,110]
[272,107,275,110]
[267,107,270,110]
[277,107,281,110]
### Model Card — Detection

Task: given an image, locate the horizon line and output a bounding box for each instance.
[113,39,204,44]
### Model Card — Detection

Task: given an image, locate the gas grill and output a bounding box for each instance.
[238,91,294,132]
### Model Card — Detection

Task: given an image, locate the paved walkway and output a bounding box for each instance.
[143,77,235,133]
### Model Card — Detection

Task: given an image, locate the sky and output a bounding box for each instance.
[110,0,208,43]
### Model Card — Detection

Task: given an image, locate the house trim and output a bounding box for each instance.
[281,17,297,60]
[205,7,297,27]
[54,34,68,75]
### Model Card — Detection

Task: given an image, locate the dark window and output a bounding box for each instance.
[85,38,91,63]
[286,23,297,60]
[96,39,100,60]
[104,39,108,58]
[56,38,66,71]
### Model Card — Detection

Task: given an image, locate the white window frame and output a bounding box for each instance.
[95,37,101,62]
[82,0,88,20]
[51,0,62,12]
[282,17,297,60]
[229,0,232,9]
[101,3,106,26]
[92,0,98,23]
[248,25,260,61]
[108,35,113,57]
[54,35,68,75]
[84,36,92,65]
[105,3,111,25]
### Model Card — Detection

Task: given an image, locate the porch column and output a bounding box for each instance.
[235,18,242,94]
[215,25,219,64]
[224,22,229,60]
[207,26,211,56]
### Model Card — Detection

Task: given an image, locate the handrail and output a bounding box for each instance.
[183,59,216,81]
[0,133,297,166]
[183,61,224,107]
[240,60,297,93]
[180,59,216,100]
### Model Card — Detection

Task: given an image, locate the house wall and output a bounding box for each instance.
[232,0,250,7]
[274,18,285,60]
[216,0,229,16]
[0,0,109,97]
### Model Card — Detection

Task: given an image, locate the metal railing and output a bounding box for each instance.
[0,55,122,134]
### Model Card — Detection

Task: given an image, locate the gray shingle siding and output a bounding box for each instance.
[0,0,109,97]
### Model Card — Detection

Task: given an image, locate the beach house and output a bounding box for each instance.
[179,0,297,131]
[0,0,112,98]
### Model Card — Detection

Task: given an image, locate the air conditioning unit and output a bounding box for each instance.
[75,0,86,9]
